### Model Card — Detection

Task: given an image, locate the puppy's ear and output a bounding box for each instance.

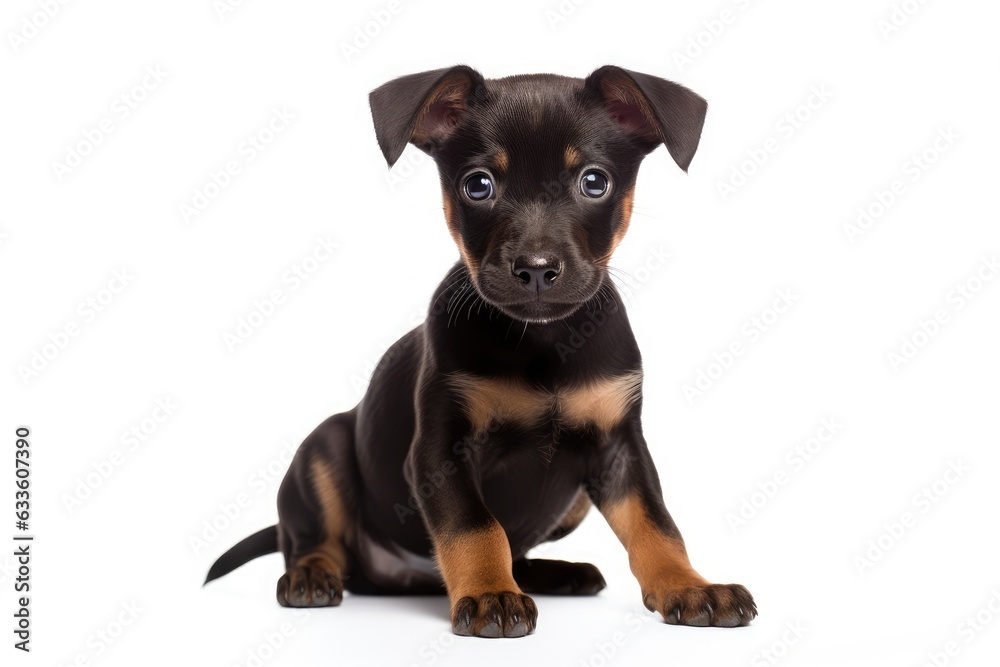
[584,66,708,171]
[369,65,486,168]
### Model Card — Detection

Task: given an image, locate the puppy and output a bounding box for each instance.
[205,65,757,638]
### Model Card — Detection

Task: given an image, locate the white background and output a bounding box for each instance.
[2,0,999,665]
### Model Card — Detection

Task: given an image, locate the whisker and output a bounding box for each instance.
[606,267,638,308]
[447,282,469,314]
[515,319,528,349]
[505,317,516,340]
[467,294,482,320]
[631,205,666,222]
[447,284,472,327]
[431,267,469,309]
[436,276,466,300]
[452,287,477,327]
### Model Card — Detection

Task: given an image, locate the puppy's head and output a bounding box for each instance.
[370,65,707,323]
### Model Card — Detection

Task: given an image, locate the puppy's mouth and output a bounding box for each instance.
[489,299,588,323]
[469,266,606,324]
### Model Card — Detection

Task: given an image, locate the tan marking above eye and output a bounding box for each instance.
[448,371,642,432]
[495,149,509,171]
[564,146,582,170]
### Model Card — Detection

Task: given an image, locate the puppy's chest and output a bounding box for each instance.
[448,371,642,433]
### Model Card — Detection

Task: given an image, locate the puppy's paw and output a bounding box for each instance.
[645,583,756,628]
[276,565,344,608]
[451,591,538,638]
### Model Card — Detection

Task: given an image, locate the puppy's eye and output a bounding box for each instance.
[464,173,494,201]
[580,170,610,198]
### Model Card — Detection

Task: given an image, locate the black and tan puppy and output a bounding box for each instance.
[205,65,756,637]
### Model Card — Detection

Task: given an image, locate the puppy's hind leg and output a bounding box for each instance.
[512,488,605,595]
[275,413,356,608]
[513,559,606,596]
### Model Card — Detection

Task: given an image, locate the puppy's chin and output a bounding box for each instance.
[491,300,586,324]
[469,273,604,324]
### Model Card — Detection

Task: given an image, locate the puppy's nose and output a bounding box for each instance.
[512,255,561,292]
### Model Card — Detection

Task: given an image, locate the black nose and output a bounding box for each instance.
[512,255,561,292]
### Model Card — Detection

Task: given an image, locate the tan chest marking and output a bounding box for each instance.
[448,374,550,431]
[449,371,642,432]
[559,372,643,430]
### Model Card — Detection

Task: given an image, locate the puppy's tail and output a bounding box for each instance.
[204,525,279,585]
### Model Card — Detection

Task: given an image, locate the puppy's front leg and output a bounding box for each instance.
[406,400,537,638]
[593,422,757,627]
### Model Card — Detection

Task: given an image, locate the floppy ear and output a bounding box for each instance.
[368,65,486,168]
[584,66,708,171]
